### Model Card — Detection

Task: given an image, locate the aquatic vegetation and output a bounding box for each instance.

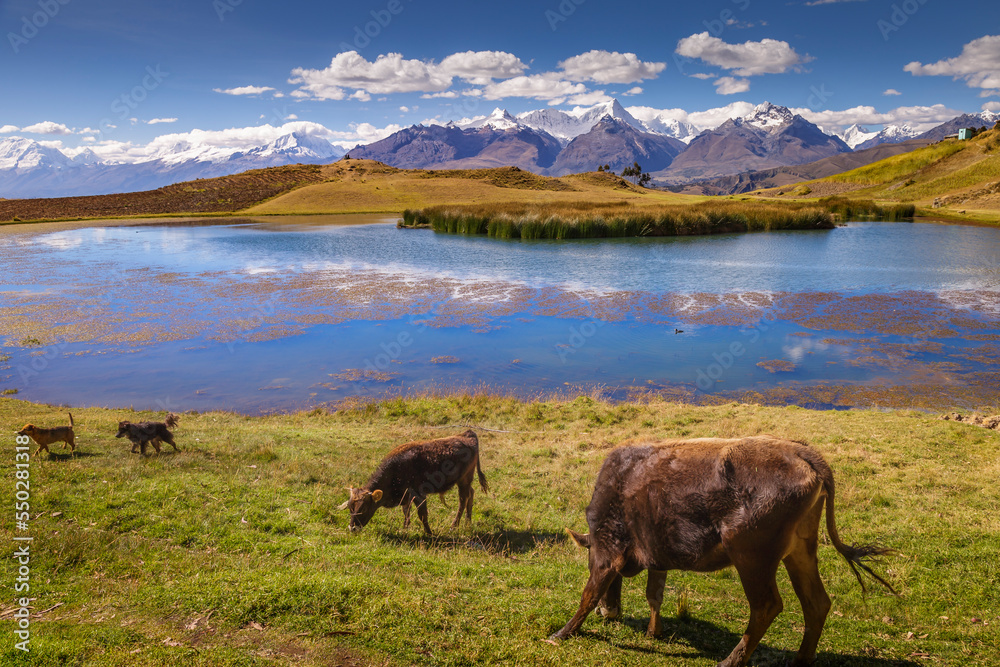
[402,198,912,239]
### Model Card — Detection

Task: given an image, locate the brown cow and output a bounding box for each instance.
[550,436,895,667]
[339,429,488,535]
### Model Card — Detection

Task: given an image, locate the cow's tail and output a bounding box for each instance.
[811,450,897,595]
[476,451,489,495]
[68,412,73,427]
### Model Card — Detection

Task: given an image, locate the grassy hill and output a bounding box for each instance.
[2,395,998,665]
[0,160,706,224]
[753,127,1000,222]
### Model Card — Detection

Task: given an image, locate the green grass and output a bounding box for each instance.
[828,142,969,186]
[2,395,998,665]
[402,199,915,239]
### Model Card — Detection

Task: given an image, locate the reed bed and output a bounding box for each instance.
[401,198,913,239]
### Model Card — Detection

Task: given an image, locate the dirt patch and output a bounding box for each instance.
[941,412,1000,430]
[0,165,330,222]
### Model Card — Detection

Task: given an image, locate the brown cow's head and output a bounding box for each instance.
[338,487,383,532]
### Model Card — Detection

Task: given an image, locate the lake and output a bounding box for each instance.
[1,215,998,413]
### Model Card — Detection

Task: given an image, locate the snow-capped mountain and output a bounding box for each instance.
[549,115,686,176]
[460,107,523,131]
[0,137,75,171]
[0,132,344,199]
[658,102,851,184]
[625,108,700,144]
[840,124,879,149]
[516,99,645,144]
[853,124,919,150]
[739,101,795,132]
[917,111,1000,141]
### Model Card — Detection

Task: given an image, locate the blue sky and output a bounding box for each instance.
[2,0,998,158]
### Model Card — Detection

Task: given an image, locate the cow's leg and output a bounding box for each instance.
[415,495,432,535]
[598,573,623,620]
[718,557,783,667]
[645,569,668,637]
[452,482,471,528]
[549,562,620,641]
[401,490,413,529]
[783,504,831,666]
[465,485,474,525]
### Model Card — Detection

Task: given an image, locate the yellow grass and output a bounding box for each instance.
[245,160,707,215]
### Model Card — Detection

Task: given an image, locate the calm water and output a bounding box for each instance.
[1,216,998,412]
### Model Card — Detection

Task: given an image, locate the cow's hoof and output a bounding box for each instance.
[598,606,621,621]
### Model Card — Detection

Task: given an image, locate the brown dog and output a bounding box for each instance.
[115,413,180,455]
[17,413,75,456]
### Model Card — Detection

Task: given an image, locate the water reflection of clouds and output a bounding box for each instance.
[782,336,832,363]
[36,232,84,250]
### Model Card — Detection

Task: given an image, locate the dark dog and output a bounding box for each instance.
[16,413,75,456]
[115,413,180,455]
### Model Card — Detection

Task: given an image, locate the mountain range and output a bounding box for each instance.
[3,102,998,200]
[0,132,343,199]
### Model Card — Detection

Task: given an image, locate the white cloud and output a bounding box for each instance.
[285,113,298,120]
[399,106,410,113]
[146,118,178,125]
[437,50,527,85]
[689,73,717,80]
[983,101,1000,112]
[882,88,902,96]
[38,140,65,149]
[290,50,525,100]
[558,50,666,84]
[714,76,750,95]
[905,35,1000,96]
[21,121,73,135]
[622,87,643,96]
[676,32,810,76]
[326,122,405,149]
[213,85,276,96]
[350,90,372,102]
[565,90,614,106]
[805,0,865,5]
[0,124,18,133]
[627,101,757,132]
[421,91,459,99]
[481,73,589,104]
[791,103,963,133]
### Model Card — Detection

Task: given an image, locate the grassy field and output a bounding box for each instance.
[755,128,1000,222]
[244,163,706,217]
[2,395,998,665]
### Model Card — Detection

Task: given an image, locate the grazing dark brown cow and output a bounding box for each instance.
[550,436,895,667]
[339,429,488,535]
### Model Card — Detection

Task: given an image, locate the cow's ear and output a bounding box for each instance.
[371,489,383,503]
[336,499,350,511]
[567,529,591,549]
